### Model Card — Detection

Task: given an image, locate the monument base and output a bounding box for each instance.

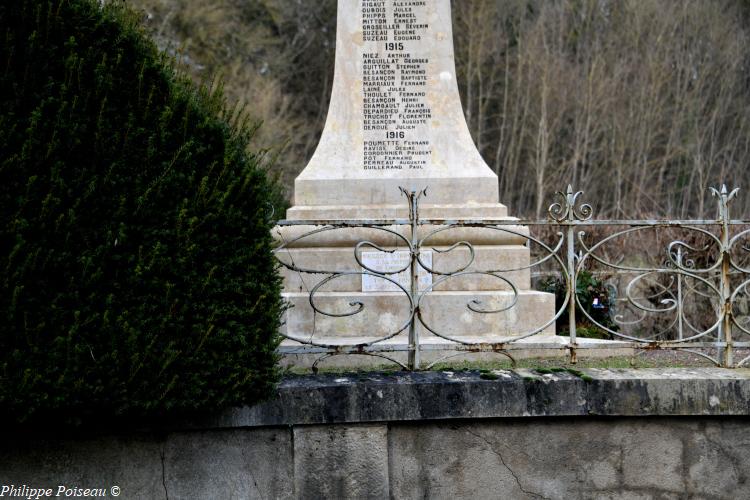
[274,222,530,249]
[281,290,556,341]
[274,220,561,367]
[277,245,532,293]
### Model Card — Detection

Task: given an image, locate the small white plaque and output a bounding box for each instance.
[361,250,433,292]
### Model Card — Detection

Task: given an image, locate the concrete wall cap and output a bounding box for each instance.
[181,368,750,430]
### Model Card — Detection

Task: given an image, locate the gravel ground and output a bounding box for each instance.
[506,348,750,370]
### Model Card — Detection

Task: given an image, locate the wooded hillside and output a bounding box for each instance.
[125,0,750,218]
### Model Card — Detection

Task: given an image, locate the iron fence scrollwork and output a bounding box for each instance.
[274,183,750,370]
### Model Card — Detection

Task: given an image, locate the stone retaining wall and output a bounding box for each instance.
[2,369,749,499]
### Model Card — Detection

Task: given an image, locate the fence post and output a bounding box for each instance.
[676,247,684,341]
[554,184,591,364]
[549,185,594,364]
[712,185,738,368]
[406,189,422,371]
[566,219,578,364]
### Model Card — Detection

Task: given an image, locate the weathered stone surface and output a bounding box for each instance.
[618,422,685,492]
[277,245,531,293]
[388,419,750,500]
[0,434,164,499]
[683,419,750,498]
[293,424,388,499]
[197,369,750,429]
[2,419,749,499]
[281,290,555,339]
[2,372,750,499]
[273,223,529,249]
[163,428,293,500]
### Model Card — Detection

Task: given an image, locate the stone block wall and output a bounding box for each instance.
[2,369,749,499]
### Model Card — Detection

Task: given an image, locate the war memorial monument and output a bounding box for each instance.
[274,0,556,367]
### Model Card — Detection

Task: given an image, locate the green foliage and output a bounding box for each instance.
[534,367,592,381]
[541,271,618,339]
[0,0,283,425]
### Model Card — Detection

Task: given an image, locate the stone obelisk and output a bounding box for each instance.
[276,0,554,363]
[290,0,505,219]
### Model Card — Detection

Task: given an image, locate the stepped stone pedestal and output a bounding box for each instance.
[273,0,556,367]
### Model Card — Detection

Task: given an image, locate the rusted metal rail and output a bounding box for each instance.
[274,184,750,370]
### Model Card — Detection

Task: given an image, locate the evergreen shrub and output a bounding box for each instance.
[0,0,284,425]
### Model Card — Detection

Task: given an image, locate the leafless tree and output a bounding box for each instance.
[128,0,750,217]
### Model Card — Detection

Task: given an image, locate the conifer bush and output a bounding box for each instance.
[0,0,284,424]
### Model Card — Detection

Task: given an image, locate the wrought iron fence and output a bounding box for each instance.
[273,185,750,370]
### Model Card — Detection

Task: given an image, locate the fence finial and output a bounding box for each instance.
[710,185,739,223]
[548,184,593,222]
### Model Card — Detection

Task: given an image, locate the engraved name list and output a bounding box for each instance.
[361,0,432,171]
